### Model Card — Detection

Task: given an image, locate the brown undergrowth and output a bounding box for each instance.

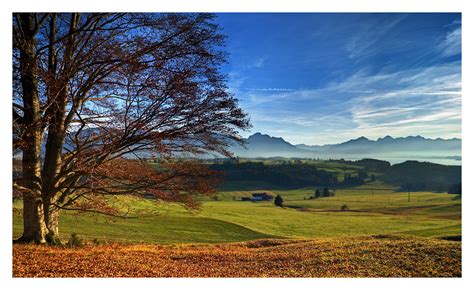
[13,235,461,278]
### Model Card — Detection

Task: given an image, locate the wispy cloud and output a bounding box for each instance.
[438,26,461,57]
[238,62,461,144]
[345,15,407,60]
[245,88,294,92]
[344,65,461,142]
[220,13,462,145]
[251,57,266,68]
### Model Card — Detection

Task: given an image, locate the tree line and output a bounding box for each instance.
[210,159,462,194]
[382,161,461,192]
[209,161,368,187]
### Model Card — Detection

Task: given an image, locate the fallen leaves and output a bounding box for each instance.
[13,235,461,278]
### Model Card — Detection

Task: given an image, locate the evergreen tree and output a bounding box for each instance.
[323,187,331,197]
[315,189,321,198]
[274,195,284,207]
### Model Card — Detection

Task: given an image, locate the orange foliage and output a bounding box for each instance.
[79,158,221,211]
[13,236,461,277]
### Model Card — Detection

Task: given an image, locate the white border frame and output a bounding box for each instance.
[1,1,471,290]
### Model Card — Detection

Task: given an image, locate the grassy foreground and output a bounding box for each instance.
[12,182,461,277]
[13,235,461,277]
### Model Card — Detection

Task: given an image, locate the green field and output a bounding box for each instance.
[12,181,461,244]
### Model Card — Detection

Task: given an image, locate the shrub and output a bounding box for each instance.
[341,204,349,211]
[274,195,284,207]
[68,233,84,247]
[323,187,331,197]
[45,232,62,246]
[315,189,321,198]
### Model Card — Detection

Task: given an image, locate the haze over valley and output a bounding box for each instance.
[228,132,461,165]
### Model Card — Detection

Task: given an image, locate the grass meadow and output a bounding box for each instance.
[13,180,461,277]
[13,181,461,243]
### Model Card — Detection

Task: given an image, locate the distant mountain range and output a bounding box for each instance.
[228,133,461,164]
[29,129,460,165]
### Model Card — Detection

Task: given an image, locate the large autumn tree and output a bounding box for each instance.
[12,13,250,244]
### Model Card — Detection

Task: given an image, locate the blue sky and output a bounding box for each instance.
[216,13,462,145]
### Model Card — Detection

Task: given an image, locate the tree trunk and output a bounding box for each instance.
[38,13,79,245]
[18,195,47,244]
[44,197,61,244]
[16,13,48,244]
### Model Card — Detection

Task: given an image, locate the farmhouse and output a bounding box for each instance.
[242,192,274,202]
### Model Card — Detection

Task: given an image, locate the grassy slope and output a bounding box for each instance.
[14,214,275,244]
[13,202,275,244]
[13,182,461,244]
[200,202,459,239]
[201,181,460,239]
